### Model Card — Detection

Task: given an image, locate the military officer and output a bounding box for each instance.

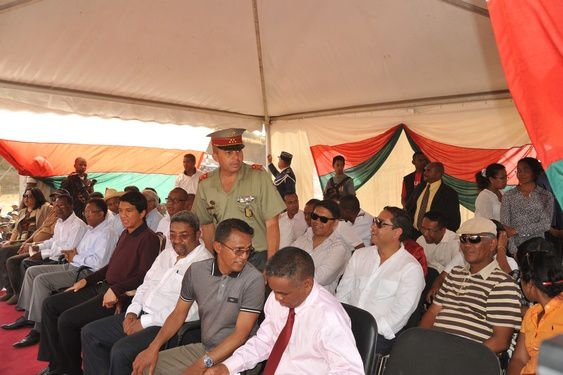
[193,128,286,271]
[267,151,296,198]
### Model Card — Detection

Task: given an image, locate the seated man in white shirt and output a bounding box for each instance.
[205,247,364,375]
[278,193,307,248]
[337,206,425,355]
[4,198,117,348]
[339,195,374,247]
[175,153,203,195]
[142,189,164,232]
[292,200,349,294]
[81,211,212,375]
[416,211,460,274]
[155,188,193,252]
[303,198,363,256]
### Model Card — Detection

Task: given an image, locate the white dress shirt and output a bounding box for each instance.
[292,229,349,294]
[475,188,503,221]
[337,245,425,339]
[106,210,125,236]
[334,220,364,255]
[39,212,88,261]
[145,208,163,232]
[71,218,119,271]
[351,209,374,247]
[223,281,364,375]
[416,229,460,273]
[126,243,212,328]
[278,210,307,248]
[175,170,203,194]
[155,214,172,252]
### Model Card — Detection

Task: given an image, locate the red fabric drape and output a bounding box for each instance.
[488,0,563,170]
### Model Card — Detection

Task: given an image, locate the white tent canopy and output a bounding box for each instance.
[0,0,529,214]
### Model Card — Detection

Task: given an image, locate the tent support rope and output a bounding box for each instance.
[251,0,270,126]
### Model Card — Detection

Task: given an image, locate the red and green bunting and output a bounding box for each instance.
[311,125,535,211]
[489,0,563,207]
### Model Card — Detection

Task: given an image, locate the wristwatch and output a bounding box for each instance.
[203,354,214,368]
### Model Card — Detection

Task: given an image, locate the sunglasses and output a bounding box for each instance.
[220,242,255,258]
[372,217,394,229]
[459,233,495,244]
[22,194,33,199]
[310,212,336,224]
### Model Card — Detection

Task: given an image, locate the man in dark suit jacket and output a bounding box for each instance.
[406,162,461,233]
[267,151,296,198]
[401,152,429,208]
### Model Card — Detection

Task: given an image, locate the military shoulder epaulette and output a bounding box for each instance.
[251,164,264,171]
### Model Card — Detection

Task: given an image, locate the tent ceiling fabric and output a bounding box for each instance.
[0,0,509,124]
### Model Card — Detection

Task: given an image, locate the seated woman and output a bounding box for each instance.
[501,157,554,255]
[292,200,348,294]
[0,187,51,304]
[475,163,507,221]
[507,239,563,375]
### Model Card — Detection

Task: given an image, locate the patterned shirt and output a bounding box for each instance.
[500,186,554,253]
[433,260,522,346]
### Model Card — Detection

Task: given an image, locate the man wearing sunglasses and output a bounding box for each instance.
[337,206,425,355]
[131,218,264,375]
[292,200,349,294]
[420,217,522,354]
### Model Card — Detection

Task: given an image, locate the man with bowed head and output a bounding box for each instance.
[204,247,364,375]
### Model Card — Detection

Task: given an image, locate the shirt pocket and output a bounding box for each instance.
[377,280,399,299]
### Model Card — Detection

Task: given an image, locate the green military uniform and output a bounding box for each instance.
[193,163,285,256]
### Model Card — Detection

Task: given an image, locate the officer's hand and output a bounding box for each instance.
[267,154,272,164]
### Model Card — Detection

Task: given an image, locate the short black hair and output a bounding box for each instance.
[214,218,254,243]
[422,211,446,229]
[265,247,315,281]
[169,187,189,200]
[90,192,104,199]
[384,206,413,242]
[171,210,200,232]
[332,155,345,166]
[412,151,426,160]
[314,199,341,219]
[119,191,147,213]
[57,194,73,207]
[26,187,47,210]
[87,197,108,215]
[282,192,298,201]
[124,185,140,193]
[339,195,360,212]
[184,153,196,163]
[305,198,321,208]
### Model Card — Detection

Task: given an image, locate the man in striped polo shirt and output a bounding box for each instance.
[420,217,521,354]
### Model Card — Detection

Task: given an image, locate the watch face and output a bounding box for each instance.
[204,356,214,368]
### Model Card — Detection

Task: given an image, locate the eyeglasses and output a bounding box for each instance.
[220,242,255,258]
[372,217,394,229]
[459,233,495,244]
[23,194,33,199]
[166,198,187,204]
[310,212,336,224]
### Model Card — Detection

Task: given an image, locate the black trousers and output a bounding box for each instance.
[81,313,161,375]
[0,244,20,293]
[6,253,28,294]
[39,282,115,375]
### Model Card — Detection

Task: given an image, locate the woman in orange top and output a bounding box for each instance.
[507,239,563,375]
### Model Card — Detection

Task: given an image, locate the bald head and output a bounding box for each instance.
[74,157,87,174]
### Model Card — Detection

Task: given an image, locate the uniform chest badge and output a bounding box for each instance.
[237,196,255,218]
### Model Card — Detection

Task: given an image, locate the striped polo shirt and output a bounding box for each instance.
[433,260,521,344]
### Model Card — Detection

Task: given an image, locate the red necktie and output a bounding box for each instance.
[263,308,295,375]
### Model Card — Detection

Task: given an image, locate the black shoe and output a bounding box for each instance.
[15,305,25,311]
[2,316,33,330]
[37,366,50,375]
[13,329,40,348]
[0,292,14,301]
